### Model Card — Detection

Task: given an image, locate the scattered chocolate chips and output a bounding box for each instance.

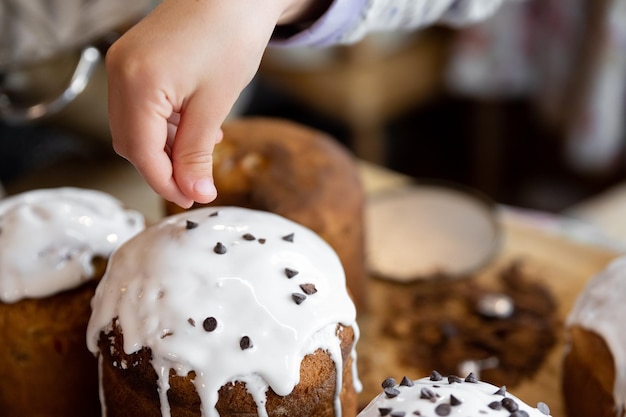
[214,242,227,254]
[537,402,550,415]
[292,293,307,305]
[464,373,478,383]
[203,317,218,332]
[300,283,317,295]
[493,386,507,396]
[382,378,397,388]
[488,401,502,410]
[502,397,519,412]
[447,375,463,384]
[282,233,294,242]
[188,318,196,327]
[240,336,252,350]
[186,220,199,230]
[399,376,414,387]
[285,268,299,279]
[258,238,266,244]
[430,370,443,381]
[434,404,451,416]
[242,233,256,241]
[378,408,392,416]
[384,387,400,399]
[450,395,462,406]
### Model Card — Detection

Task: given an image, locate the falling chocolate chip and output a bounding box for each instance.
[399,376,414,387]
[450,395,462,406]
[430,370,443,381]
[186,220,199,230]
[464,373,478,383]
[209,211,219,217]
[434,404,451,416]
[384,387,400,399]
[285,268,299,279]
[420,387,436,401]
[537,402,550,415]
[493,386,507,396]
[447,375,463,384]
[292,293,307,305]
[378,408,392,416]
[242,233,256,241]
[488,401,502,410]
[214,242,227,254]
[188,318,196,327]
[300,283,317,295]
[390,412,406,417]
[282,233,294,242]
[382,378,396,388]
[258,238,266,244]
[502,398,519,412]
[203,317,218,332]
[240,336,252,350]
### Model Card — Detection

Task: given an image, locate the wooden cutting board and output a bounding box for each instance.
[355,212,619,417]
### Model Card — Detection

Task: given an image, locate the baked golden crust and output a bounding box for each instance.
[563,325,622,417]
[0,257,106,417]
[98,321,357,417]
[164,118,366,309]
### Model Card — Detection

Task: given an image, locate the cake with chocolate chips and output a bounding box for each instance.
[87,206,360,417]
[563,255,626,417]
[0,187,145,417]
[164,117,366,309]
[358,371,552,417]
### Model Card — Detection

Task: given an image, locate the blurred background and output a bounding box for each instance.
[1,0,625,216]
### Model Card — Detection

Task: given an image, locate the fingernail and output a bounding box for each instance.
[193,179,217,197]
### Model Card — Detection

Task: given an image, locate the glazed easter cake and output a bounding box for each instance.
[0,187,144,417]
[87,206,360,417]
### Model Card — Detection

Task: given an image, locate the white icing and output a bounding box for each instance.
[0,187,144,303]
[87,206,359,417]
[358,375,552,416]
[566,255,626,415]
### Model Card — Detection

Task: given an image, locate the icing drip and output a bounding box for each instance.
[0,187,144,303]
[358,374,552,416]
[87,206,359,417]
[566,255,626,415]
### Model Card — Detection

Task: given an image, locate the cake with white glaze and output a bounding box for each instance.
[87,206,360,417]
[358,371,552,417]
[563,255,626,417]
[0,187,145,417]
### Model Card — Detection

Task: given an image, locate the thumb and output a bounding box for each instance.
[171,97,225,205]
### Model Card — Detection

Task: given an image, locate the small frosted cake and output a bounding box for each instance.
[563,255,626,417]
[0,187,144,417]
[87,206,360,417]
[358,371,552,417]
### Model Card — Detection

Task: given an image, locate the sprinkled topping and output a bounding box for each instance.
[493,386,507,396]
[285,268,299,279]
[537,402,550,415]
[382,378,397,388]
[399,376,414,387]
[448,375,463,384]
[465,372,478,383]
[488,401,502,410]
[258,238,266,244]
[450,395,462,406]
[502,397,519,412]
[384,387,400,399]
[239,336,252,350]
[242,233,256,241]
[390,412,406,417]
[209,211,219,217]
[430,370,443,381]
[186,220,199,230]
[188,318,196,327]
[420,387,437,401]
[300,283,317,295]
[511,412,530,417]
[282,233,294,242]
[213,242,227,254]
[161,330,173,339]
[292,293,307,305]
[203,317,218,332]
[434,403,451,416]
[379,408,392,416]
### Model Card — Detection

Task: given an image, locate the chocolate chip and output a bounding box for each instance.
[537,402,550,415]
[464,372,478,383]
[214,242,227,254]
[292,293,307,305]
[399,376,414,387]
[242,233,256,241]
[390,412,406,417]
[412,412,421,416]
[382,378,396,388]
[282,233,294,242]
[258,238,266,244]
[384,387,400,399]
[502,397,519,412]
[240,336,252,350]
[420,387,436,401]
[493,386,507,396]
[285,268,299,279]
[378,408,392,416]
[450,395,462,406]
[488,401,502,410]
[510,412,530,417]
[434,404,451,416]
[429,370,443,381]
[160,330,173,339]
[188,318,196,327]
[209,211,219,217]
[185,220,199,230]
[203,317,218,332]
[447,375,463,384]
[300,283,317,295]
